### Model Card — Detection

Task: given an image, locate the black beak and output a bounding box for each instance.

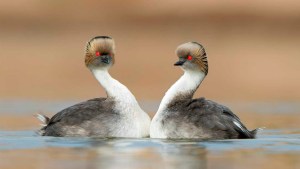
[101,55,110,64]
[174,60,185,66]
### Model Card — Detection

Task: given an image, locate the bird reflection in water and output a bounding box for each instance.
[84,139,207,169]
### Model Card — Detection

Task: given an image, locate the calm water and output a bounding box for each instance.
[0,101,299,169]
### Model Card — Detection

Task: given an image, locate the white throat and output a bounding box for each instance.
[157,70,206,112]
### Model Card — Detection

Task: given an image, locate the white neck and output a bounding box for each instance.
[92,68,151,137]
[157,70,206,112]
[91,68,138,105]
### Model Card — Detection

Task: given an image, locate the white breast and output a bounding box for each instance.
[150,113,167,138]
[114,100,151,137]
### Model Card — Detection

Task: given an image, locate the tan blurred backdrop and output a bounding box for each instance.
[1,0,300,102]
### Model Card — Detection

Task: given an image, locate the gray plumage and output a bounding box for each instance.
[163,97,258,139]
[39,98,121,137]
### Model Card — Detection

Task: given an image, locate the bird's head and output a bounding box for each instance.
[85,36,115,70]
[174,42,208,75]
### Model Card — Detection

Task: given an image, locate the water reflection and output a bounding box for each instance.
[86,139,207,169]
[155,141,207,169]
[0,130,300,169]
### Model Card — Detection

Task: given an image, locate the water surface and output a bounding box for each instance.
[0,101,299,169]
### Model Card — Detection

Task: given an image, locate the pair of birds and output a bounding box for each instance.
[37,36,259,139]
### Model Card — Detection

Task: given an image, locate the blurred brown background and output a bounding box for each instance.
[1,0,300,102]
[1,3,299,169]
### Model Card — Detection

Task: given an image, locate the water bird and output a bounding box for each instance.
[37,36,151,137]
[150,42,259,139]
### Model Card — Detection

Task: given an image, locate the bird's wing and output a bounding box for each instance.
[187,98,254,138]
[46,98,109,126]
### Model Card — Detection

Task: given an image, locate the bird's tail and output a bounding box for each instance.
[251,127,265,138]
[35,114,50,126]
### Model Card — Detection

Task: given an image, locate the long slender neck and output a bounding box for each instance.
[158,70,206,112]
[91,68,138,104]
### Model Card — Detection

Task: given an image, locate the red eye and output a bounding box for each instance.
[187,55,192,60]
[95,51,101,56]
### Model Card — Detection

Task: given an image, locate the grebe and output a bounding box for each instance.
[38,36,150,137]
[150,42,259,139]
